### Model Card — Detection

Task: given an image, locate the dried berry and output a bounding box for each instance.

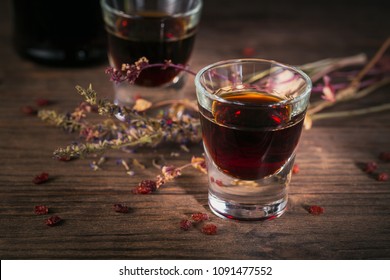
[32,172,49,184]
[45,215,62,226]
[363,161,378,173]
[307,205,324,215]
[132,179,157,194]
[36,98,50,107]
[377,172,389,182]
[292,164,300,174]
[191,213,209,222]
[201,223,218,235]
[34,205,49,215]
[113,203,129,213]
[180,219,192,231]
[242,47,256,57]
[379,152,390,162]
[21,105,37,115]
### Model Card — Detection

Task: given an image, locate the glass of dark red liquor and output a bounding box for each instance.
[100,0,202,107]
[195,59,312,221]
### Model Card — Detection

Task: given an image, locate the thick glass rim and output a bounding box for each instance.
[100,0,203,19]
[195,58,312,107]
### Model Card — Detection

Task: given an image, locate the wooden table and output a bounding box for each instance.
[1,0,390,259]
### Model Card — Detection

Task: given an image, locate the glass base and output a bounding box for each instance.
[208,192,287,221]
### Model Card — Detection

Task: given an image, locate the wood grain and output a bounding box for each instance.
[1,0,390,259]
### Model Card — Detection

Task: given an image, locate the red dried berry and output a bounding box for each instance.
[307,205,324,215]
[377,172,389,182]
[132,180,157,194]
[242,47,256,57]
[57,156,73,161]
[34,205,49,215]
[191,213,209,222]
[363,161,378,173]
[36,98,50,107]
[113,203,129,213]
[379,152,390,162]
[32,172,49,184]
[180,219,192,231]
[45,215,62,226]
[201,223,218,235]
[292,164,300,174]
[21,106,37,115]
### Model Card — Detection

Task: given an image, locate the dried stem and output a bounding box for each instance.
[311,103,390,121]
[308,77,390,115]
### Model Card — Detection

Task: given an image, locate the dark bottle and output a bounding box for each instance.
[11,0,107,66]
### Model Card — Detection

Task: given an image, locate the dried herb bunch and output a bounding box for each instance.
[38,84,202,160]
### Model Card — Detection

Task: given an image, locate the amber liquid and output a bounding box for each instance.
[199,91,305,180]
[107,12,197,87]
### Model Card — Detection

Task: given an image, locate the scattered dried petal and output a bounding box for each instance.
[307,205,324,215]
[321,75,336,102]
[191,156,207,174]
[113,203,129,213]
[180,219,192,231]
[132,179,157,194]
[379,152,390,162]
[377,172,389,182]
[191,213,209,222]
[32,172,49,184]
[34,205,49,215]
[292,164,300,174]
[161,165,182,180]
[363,161,378,173]
[132,98,152,112]
[201,223,218,235]
[45,215,62,226]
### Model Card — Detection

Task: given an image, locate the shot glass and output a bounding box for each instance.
[195,59,312,221]
[100,0,202,107]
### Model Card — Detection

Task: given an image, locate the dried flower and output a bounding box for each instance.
[105,57,196,84]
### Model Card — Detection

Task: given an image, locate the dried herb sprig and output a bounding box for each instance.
[39,84,201,160]
[132,156,207,194]
[105,57,196,84]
